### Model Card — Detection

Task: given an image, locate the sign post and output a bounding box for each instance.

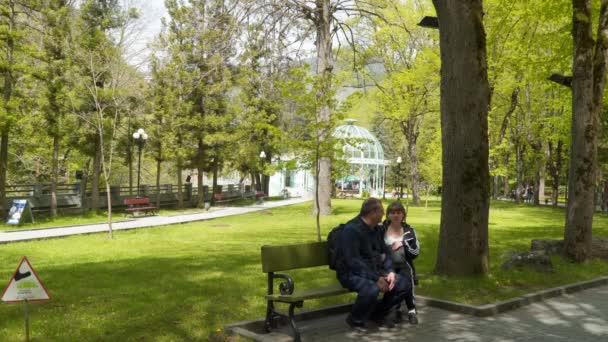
[6,199,35,225]
[1,257,51,341]
[24,299,29,342]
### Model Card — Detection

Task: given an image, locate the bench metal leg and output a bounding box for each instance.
[264,300,276,332]
[288,301,303,342]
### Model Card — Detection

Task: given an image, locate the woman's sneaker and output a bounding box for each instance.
[408,311,419,324]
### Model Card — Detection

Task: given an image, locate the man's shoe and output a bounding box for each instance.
[346,315,368,332]
[408,312,419,325]
[371,316,395,329]
[394,310,404,324]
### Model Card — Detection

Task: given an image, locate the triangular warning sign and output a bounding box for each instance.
[1,257,51,302]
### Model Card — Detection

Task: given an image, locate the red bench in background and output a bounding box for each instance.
[124,198,158,217]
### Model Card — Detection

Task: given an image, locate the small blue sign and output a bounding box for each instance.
[6,200,31,225]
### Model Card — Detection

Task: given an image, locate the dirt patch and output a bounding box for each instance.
[259,210,273,216]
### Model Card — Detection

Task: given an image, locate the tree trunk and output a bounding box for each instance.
[548,140,563,207]
[536,158,546,205]
[91,135,101,213]
[564,0,607,262]
[313,0,332,216]
[603,181,608,212]
[196,138,205,208]
[433,0,490,276]
[399,118,422,206]
[515,140,524,204]
[155,157,161,209]
[0,1,15,220]
[492,87,519,199]
[503,154,511,198]
[105,182,113,239]
[177,164,183,209]
[50,134,59,218]
[128,119,133,196]
[264,154,271,195]
[212,158,218,205]
[407,133,421,206]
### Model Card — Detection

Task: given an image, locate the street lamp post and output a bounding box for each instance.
[132,128,148,198]
[396,156,402,199]
[259,151,266,195]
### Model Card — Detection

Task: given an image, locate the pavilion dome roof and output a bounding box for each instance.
[333,119,385,164]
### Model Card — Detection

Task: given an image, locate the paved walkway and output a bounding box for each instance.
[251,284,608,341]
[0,197,311,243]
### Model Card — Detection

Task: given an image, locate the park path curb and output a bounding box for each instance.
[225,276,608,341]
[417,276,608,317]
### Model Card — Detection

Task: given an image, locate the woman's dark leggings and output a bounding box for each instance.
[396,267,416,311]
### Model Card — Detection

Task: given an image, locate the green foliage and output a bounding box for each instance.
[279,66,343,172]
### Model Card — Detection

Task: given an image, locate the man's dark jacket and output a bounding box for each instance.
[336,215,394,282]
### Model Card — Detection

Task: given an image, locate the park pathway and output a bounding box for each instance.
[0,196,311,243]
[235,284,608,341]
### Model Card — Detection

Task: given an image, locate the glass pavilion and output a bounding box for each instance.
[333,119,388,196]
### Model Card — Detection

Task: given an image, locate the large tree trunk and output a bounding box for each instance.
[564,0,608,262]
[91,135,101,213]
[433,0,490,276]
[313,0,332,216]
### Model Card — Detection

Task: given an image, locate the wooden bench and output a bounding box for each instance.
[337,191,356,198]
[213,193,240,204]
[123,198,158,217]
[261,241,349,341]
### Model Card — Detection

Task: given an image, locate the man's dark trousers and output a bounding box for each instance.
[339,273,410,324]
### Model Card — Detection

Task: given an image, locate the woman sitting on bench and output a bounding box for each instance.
[381,201,420,324]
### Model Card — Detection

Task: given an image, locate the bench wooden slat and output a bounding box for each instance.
[266,283,348,302]
[124,198,151,205]
[261,242,329,273]
[125,206,158,212]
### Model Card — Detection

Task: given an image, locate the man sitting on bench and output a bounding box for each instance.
[335,198,410,330]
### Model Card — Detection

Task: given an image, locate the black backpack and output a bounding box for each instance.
[327,224,346,270]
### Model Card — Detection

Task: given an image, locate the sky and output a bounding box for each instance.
[126,0,168,73]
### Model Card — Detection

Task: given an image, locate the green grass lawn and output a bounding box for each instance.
[0,200,607,341]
